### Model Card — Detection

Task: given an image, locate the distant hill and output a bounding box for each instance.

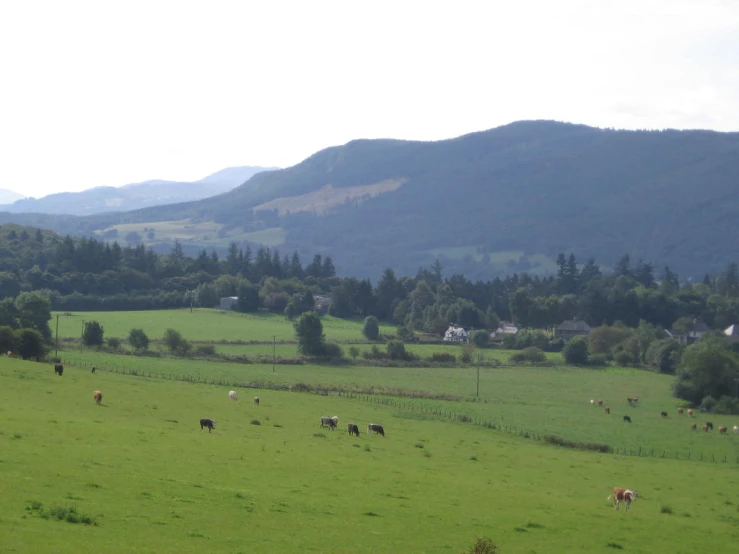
[1,121,738,279]
[0,166,277,216]
[0,188,24,204]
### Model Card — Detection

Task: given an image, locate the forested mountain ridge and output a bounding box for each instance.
[1,121,738,279]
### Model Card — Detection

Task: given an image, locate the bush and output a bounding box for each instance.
[712,395,739,414]
[362,316,380,341]
[699,395,716,412]
[387,341,410,360]
[195,345,216,356]
[348,346,360,359]
[128,328,149,351]
[163,328,191,355]
[463,537,498,554]
[430,352,456,363]
[321,342,344,358]
[614,351,634,366]
[588,354,608,366]
[107,337,121,349]
[82,321,104,347]
[472,330,489,348]
[562,336,589,365]
[521,346,546,364]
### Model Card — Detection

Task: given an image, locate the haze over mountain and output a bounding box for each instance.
[0,189,23,204]
[1,120,737,280]
[0,166,277,216]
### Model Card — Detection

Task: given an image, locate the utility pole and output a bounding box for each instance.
[476,353,482,397]
[734,378,739,399]
[55,314,59,357]
[273,335,276,373]
[81,320,85,348]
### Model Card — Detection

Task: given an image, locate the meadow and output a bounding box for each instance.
[1,358,738,554]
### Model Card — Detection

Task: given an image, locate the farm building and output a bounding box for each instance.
[443,324,469,343]
[555,319,592,340]
[490,322,519,340]
[219,296,238,310]
[724,324,739,341]
[665,319,710,345]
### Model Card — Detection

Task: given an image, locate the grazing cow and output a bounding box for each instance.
[253,396,260,406]
[347,423,360,436]
[92,391,103,405]
[590,399,595,407]
[598,400,604,406]
[706,421,714,430]
[607,488,638,511]
[661,411,668,419]
[605,407,611,414]
[718,426,727,434]
[331,416,339,427]
[91,366,96,374]
[367,423,385,436]
[677,407,684,415]
[687,409,694,417]
[627,396,638,405]
[623,415,632,423]
[228,390,238,401]
[320,416,337,430]
[702,424,709,432]
[54,364,63,376]
[200,418,216,432]
[690,423,697,431]
[733,426,739,434]
[7,351,11,357]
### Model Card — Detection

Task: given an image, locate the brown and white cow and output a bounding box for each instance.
[607,487,638,511]
[93,390,103,405]
[627,396,639,405]
[687,409,694,417]
[320,416,337,430]
[718,426,727,434]
[200,418,217,432]
[702,424,709,432]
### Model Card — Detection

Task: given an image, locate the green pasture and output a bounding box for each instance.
[1,359,738,553]
[53,309,395,343]
[56,350,739,461]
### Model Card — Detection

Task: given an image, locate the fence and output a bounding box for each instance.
[60,358,739,465]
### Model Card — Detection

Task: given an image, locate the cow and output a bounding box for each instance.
[54,363,63,376]
[347,423,360,436]
[228,390,238,401]
[598,400,604,406]
[331,416,339,427]
[253,396,260,406]
[718,426,727,434]
[623,415,631,423]
[690,423,697,431]
[320,416,337,430]
[6,351,11,357]
[687,409,694,417]
[367,423,385,436]
[661,411,668,419]
[605,407,611,414]
[200,418,216,432]
[677,407,684,415]
[706,421,714,430]
[590,399,595,407]
[93,391,103,405]
[734,426,739,434]
[702,424,709,432]
[627,396,638,405]
[607,488,638,511]
[91,366,96,374]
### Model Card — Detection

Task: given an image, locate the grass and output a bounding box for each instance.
[1,358,738,553]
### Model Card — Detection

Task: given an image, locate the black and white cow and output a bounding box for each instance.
[623,415,631,423]
[347,423,360,436]
[54,364,63,376]
[200,418,217,432]
[367,423,385,436]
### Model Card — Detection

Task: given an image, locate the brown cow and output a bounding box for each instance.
[604,407,611,414]
[607,487,638,511]
[718,426,727,434]
[702,424,709,432]
[598,400,604,406]
[677,407,684,415]
[93,391,103,405]
[690,423,697,430]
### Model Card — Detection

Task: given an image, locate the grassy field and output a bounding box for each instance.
[57,350,739,461]
[53,309,396,343]
[1,359,738,553]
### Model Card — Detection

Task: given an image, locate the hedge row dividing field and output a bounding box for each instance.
[1,358,738,553]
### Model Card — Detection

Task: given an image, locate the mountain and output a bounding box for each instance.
[0,166,277,216]
[1,121,738,280]
[0,188,24,204]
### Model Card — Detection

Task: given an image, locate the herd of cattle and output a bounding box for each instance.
[590,396,739,434]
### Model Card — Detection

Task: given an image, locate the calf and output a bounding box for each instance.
[623,415,632,423]
[253,396,260,406]
[320,416,337,430]
[718,426,727,434]
[200,418,217,432]
[93,390,103,405]
[607,487,638,511]
[347,423,360,436]
[54,363,63,376]
[660,411,668,419]
[367,423,385,436]
[604,407,610,414]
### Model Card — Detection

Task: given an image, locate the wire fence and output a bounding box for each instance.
[61,358,739,465]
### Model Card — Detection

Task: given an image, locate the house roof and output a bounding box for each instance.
[557,320,591,331]
[725,324,739,337]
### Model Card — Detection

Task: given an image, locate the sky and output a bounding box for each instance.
[1,0,738,198]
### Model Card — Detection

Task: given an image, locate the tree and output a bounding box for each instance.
[386,340,410,360]
[16,328,46,360]
[0,325,17,354]
[562,336,589,365]
[673,338,738,404]
[128,328,149,351]
[83,321,105,346]
[163,328,191,355]
[125,231,142,244]
[237,281,261,312]
[362,316,380,341]
[472,330,489,348]
[15,292,52,340]
[645,339,683,374]
[294,312,326,356]
[348,346,360,359]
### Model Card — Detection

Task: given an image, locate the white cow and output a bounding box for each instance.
[228,390,238,401]
[253,396,260,406]
[733,426,738,434]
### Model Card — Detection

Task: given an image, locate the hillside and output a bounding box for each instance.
[0,188,24,204]
[1,121,738,278]
[0,166,276,216]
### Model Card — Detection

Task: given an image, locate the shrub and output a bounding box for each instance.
[588,354,608,366]
[82,321,104,347]
[699,395,716,412]
[321,342,344,358]
[521,346,546,364]
[128,328,149,351]
[614,351,634,366]
[107,337,121,349]
[463,537,497,554]
[163,329,191,355]
[195,345,216,356]
[348,346,360,359]
[712,395,739,414]
[562,336,589,365]
[387,341,409,360]
[362,316,380,341]
[472,330,489,348]
[430,352,456,363]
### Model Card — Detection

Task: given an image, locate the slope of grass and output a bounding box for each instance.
[1,359,737,553]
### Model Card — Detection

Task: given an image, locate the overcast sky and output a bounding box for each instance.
[1,0,738,198]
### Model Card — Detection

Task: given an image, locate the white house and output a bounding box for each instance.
[724,324,739,341]
[490,322,519,340]
[443,324,469,343]
[219,296,238,310]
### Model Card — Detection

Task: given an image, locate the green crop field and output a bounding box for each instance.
[53,309,396,343]
[1,358,738,553]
